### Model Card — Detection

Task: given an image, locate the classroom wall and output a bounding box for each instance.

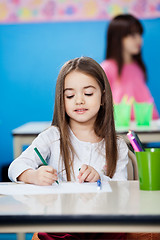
[0,19,160,181]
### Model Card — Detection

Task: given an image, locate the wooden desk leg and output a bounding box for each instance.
[17,233,25,240]
[13,136,36,159]
[13,136,23,159]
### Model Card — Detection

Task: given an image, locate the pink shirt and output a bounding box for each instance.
[101,59,159,120]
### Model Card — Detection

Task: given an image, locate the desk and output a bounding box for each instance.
[12,120,160,159]
[12,122,51,159]
[0,181,160,233]
[117,120,160,145]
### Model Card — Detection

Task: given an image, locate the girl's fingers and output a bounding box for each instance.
[42,179,54,186]
[41,174,58,186]
[36,166,58,185]
[79,164,88,174]
[38,166,58,178]
[53,169,58,176]
[46,166,57,175]
[79,168,91,182]
[47,171,58,179]
[78,164,87,179]
[35,176,54,186]
[78,165,100,183]
[85,171,95,182]
[90,174,99,182]
[85,170,99,182]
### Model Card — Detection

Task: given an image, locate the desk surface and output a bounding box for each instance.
[12,121,160,156]
[12,120,160,135]
[0,181,160,233]
[12,121,51,135]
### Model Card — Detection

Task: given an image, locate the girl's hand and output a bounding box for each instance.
[77,164,100,183]
[18,166,58,186]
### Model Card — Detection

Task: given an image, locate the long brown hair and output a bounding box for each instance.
[106,14,147,81]
[52,57,117,180]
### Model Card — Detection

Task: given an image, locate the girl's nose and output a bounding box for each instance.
[136,34,142,45]
[75,95,85,105]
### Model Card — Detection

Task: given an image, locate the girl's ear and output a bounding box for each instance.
[101,90,105,106]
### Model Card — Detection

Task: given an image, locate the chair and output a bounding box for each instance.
[32,232,39,240]
[32,232,160,240]
[127,149,138,180]
[126,233,160,239]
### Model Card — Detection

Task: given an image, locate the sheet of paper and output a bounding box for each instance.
[0,182,112,195]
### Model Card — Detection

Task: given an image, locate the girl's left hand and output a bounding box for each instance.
[77,164,100,183]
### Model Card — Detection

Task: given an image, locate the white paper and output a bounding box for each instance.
[0,182,112,195]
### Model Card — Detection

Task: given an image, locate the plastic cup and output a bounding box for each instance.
[114,103,131,127]
[134,102,153,126]
[135,148,160,191]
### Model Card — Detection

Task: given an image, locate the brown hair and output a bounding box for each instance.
[106,14,147,81]
[52,56,117,180]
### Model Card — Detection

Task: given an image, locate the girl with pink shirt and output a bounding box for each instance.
[101,14,159,120]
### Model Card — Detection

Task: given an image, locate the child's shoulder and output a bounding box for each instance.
[101,59,118,79]
[101,59,117,70]
[117,137,128,149]
[116,137,129,160]
[39,125,60,143]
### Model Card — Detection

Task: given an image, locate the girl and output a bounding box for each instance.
[101,14,159,120]
[8,57,128,239]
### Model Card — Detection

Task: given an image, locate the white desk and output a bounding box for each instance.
[12,122,51,158]
[117,120,160,144]
[12,120,160,158]
[0,181,160,233]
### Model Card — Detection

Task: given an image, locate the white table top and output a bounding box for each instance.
[12,120,160,135]
[0,181,160,232]
[116,119,160,133]
[12,121,51,135]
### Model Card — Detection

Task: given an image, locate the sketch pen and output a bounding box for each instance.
[127,132,140,152]
[97,179,101,190]
[34,147,59,185]
[128,131,143,152]
[130,130,145,151]
[132,136,143,152]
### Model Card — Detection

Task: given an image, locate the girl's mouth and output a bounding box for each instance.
[74,108,88,114]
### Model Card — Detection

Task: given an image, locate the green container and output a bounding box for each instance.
[135,148,160,191]
[134,102,153,126]
[114,103,131,127]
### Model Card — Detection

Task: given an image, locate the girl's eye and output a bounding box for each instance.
[84,93,93,96]
[131,33,140,38]
[66,95,74,99]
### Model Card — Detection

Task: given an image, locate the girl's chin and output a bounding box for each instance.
[132,48,141,55]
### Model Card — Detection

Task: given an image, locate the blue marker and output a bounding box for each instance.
[97,179,101,190]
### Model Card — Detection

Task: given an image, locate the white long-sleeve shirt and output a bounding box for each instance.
[8,126,128,182]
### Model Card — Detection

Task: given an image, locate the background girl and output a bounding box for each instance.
[101,14,159,120]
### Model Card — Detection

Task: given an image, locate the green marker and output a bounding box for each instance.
[34,147,59,185]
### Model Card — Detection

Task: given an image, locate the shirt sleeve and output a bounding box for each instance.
[100,138,128,182]
[8,126,60,182]
[112,138,128,180]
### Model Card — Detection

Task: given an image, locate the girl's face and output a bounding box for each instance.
[122,33,142,56]
[64,70,102,127]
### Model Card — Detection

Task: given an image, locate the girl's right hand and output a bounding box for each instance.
[18,166,58,186]
[77,164,100,183]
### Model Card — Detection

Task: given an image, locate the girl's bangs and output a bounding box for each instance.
[128,22,143,35]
